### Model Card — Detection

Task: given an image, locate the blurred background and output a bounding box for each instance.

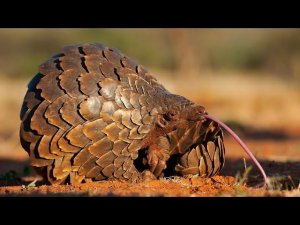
[0,29,299,185]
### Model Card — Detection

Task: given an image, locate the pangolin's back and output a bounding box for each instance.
[20,43,194,184]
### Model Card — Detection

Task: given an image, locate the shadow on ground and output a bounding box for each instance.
[0,159,43,187]
[221,158,300,190]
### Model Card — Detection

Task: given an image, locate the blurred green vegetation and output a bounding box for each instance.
[1,29,300,81]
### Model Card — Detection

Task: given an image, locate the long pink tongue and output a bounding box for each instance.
[203,114,268,187]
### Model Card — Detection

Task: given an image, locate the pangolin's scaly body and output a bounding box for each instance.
[20,43,225,184]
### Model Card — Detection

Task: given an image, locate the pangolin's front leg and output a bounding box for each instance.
[142,112,192,179]
[146,136,170,178]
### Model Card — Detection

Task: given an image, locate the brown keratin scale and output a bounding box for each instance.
[19,43,268,186]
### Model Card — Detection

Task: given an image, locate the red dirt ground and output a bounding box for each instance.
[0,176,257,197]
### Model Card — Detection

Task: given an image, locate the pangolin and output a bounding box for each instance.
[20,43,267,185]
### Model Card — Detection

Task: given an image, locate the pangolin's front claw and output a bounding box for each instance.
[147,146,169,178]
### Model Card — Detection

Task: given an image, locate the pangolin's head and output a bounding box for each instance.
[161,102,268,187]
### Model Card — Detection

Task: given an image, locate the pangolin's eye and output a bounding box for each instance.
[163,114,171,121]
[164,112,177,121]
